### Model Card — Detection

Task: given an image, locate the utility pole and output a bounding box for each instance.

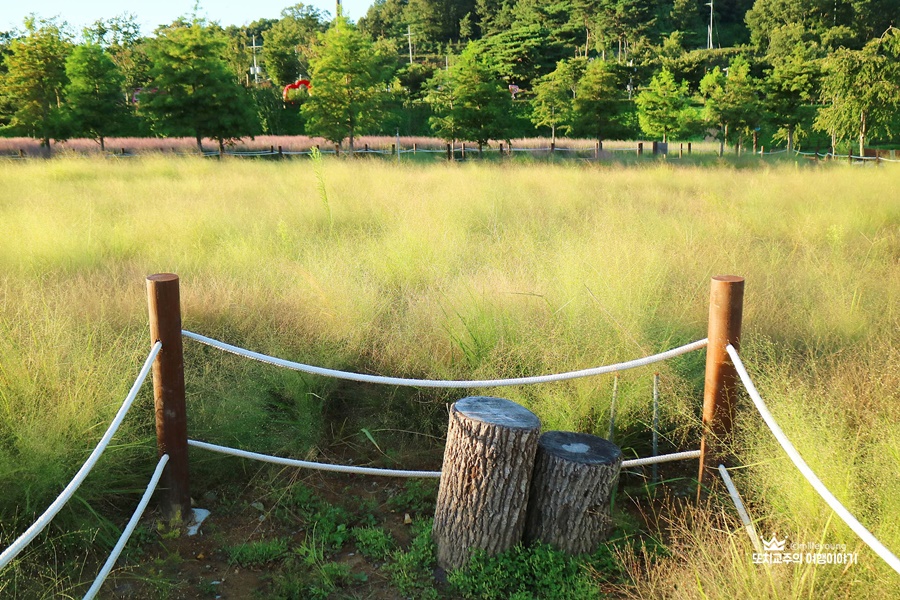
[707,0,714,50]
[250,35,262,84]
[406,25,414,64]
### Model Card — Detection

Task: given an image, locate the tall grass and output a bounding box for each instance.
[0,156,897,596]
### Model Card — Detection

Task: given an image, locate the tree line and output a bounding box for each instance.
[0,0,898,157]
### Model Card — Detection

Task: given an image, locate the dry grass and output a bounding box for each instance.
[0,156,898,596]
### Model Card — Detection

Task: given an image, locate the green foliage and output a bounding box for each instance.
[301,18,394,149]
[352,526,396,560]
[572,58,628,142]
[425,45,515,148]
[0,17,73,148]
[141,19,258,151]
[530,58,585,141]
[449,543,599,600]
[263,4,328,86]
[64,44,129,150]
[635,67,697,142]
[814,28,900,155]
[226,538,289,567]
[386,479,439,514]
[699,56,763,151]
[384,519,438,599]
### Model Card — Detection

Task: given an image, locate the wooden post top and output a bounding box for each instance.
[147,273,179,282]
[453,396,540,430]
[538,431,622,465]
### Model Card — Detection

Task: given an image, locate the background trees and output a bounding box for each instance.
[0,0,898,152]
[301,18,393,150]
[0,17,72,153]
[141,20,257,152]
[64,44,130,150]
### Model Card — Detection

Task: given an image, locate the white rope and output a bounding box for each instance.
[726,344,900,575]
[0,342,162,570]
[191,438,696,478]
[82,454,169,600]
[188,440,442,478]
[621,449,700,468]
[718,464,762,553]
[181,331,707,388]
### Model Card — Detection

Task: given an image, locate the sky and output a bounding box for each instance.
[2,0,374,36]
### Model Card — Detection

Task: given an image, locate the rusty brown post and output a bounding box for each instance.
[687,142,692,155]
[697,275,744,499]
[446,143,452,160]
[637,142,643,156]
[146,273,191,522]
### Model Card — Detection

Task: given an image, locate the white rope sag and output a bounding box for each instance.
[181,330,707,389]
[718,464,762,553]
[726,344,900,575]
[188,440,442,478]
[82,454,169,600]
[0,342,162,571]
[621,449,700,468]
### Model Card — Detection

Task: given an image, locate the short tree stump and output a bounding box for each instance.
[524,431,622,555]
[432,396,541,570]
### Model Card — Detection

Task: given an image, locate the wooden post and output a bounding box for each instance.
[697,276,744,498]
[679,143,684,158]
[335,144,340,156]
[500,142,505,155]
[687,142,692,155]
[391,143,396,156]
[524,432,622,555]
[365,143,369,153]
[121,147,126,155]
[433,396,541,570]
[461,143,466,159]
[146,274,191,522]
[550,141,555,153]
[278,145,283,158]
[446,143,452,160]
[413,142,417,154]
[594,141,600,159]
[637,142,643,156]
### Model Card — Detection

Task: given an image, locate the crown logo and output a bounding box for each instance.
[762,535,786,552]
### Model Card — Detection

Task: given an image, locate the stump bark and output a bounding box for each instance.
[432,396,541,570]
[524,431,622,555]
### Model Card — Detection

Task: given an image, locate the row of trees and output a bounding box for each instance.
[1,2,899,156]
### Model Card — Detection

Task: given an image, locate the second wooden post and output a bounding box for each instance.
[433,396,541,570]
[147,273,191,522]
[697,275,744,497]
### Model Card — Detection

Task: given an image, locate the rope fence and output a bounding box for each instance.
[82,454,170,600]
[0,341,162,571]
[8,273,896,595]
[181,330,708,388]
[726,344,900,576]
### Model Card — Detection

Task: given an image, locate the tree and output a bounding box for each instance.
[425,46,515,151]
[0,17,72,153]
[301,18,394,151]
[141,20,258,152]
[64,44,130,151]
[572,59,627,144]
[814,28,900,156]
[530,58,585,143]
[263,4,328,87]
[763,45,819,151]
[699,57,762,154]
[635,67,696,143]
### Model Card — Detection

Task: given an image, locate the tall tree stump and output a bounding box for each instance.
[524,431,622,555]
[433,396,541,570]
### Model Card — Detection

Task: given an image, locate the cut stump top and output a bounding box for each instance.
[454,396,541,430]
[538,431,622,465]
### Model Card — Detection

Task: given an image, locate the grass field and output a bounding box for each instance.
[0,155,898,597]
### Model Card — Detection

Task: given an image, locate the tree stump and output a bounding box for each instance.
[524,431,622,555]
[432,396,541,571]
